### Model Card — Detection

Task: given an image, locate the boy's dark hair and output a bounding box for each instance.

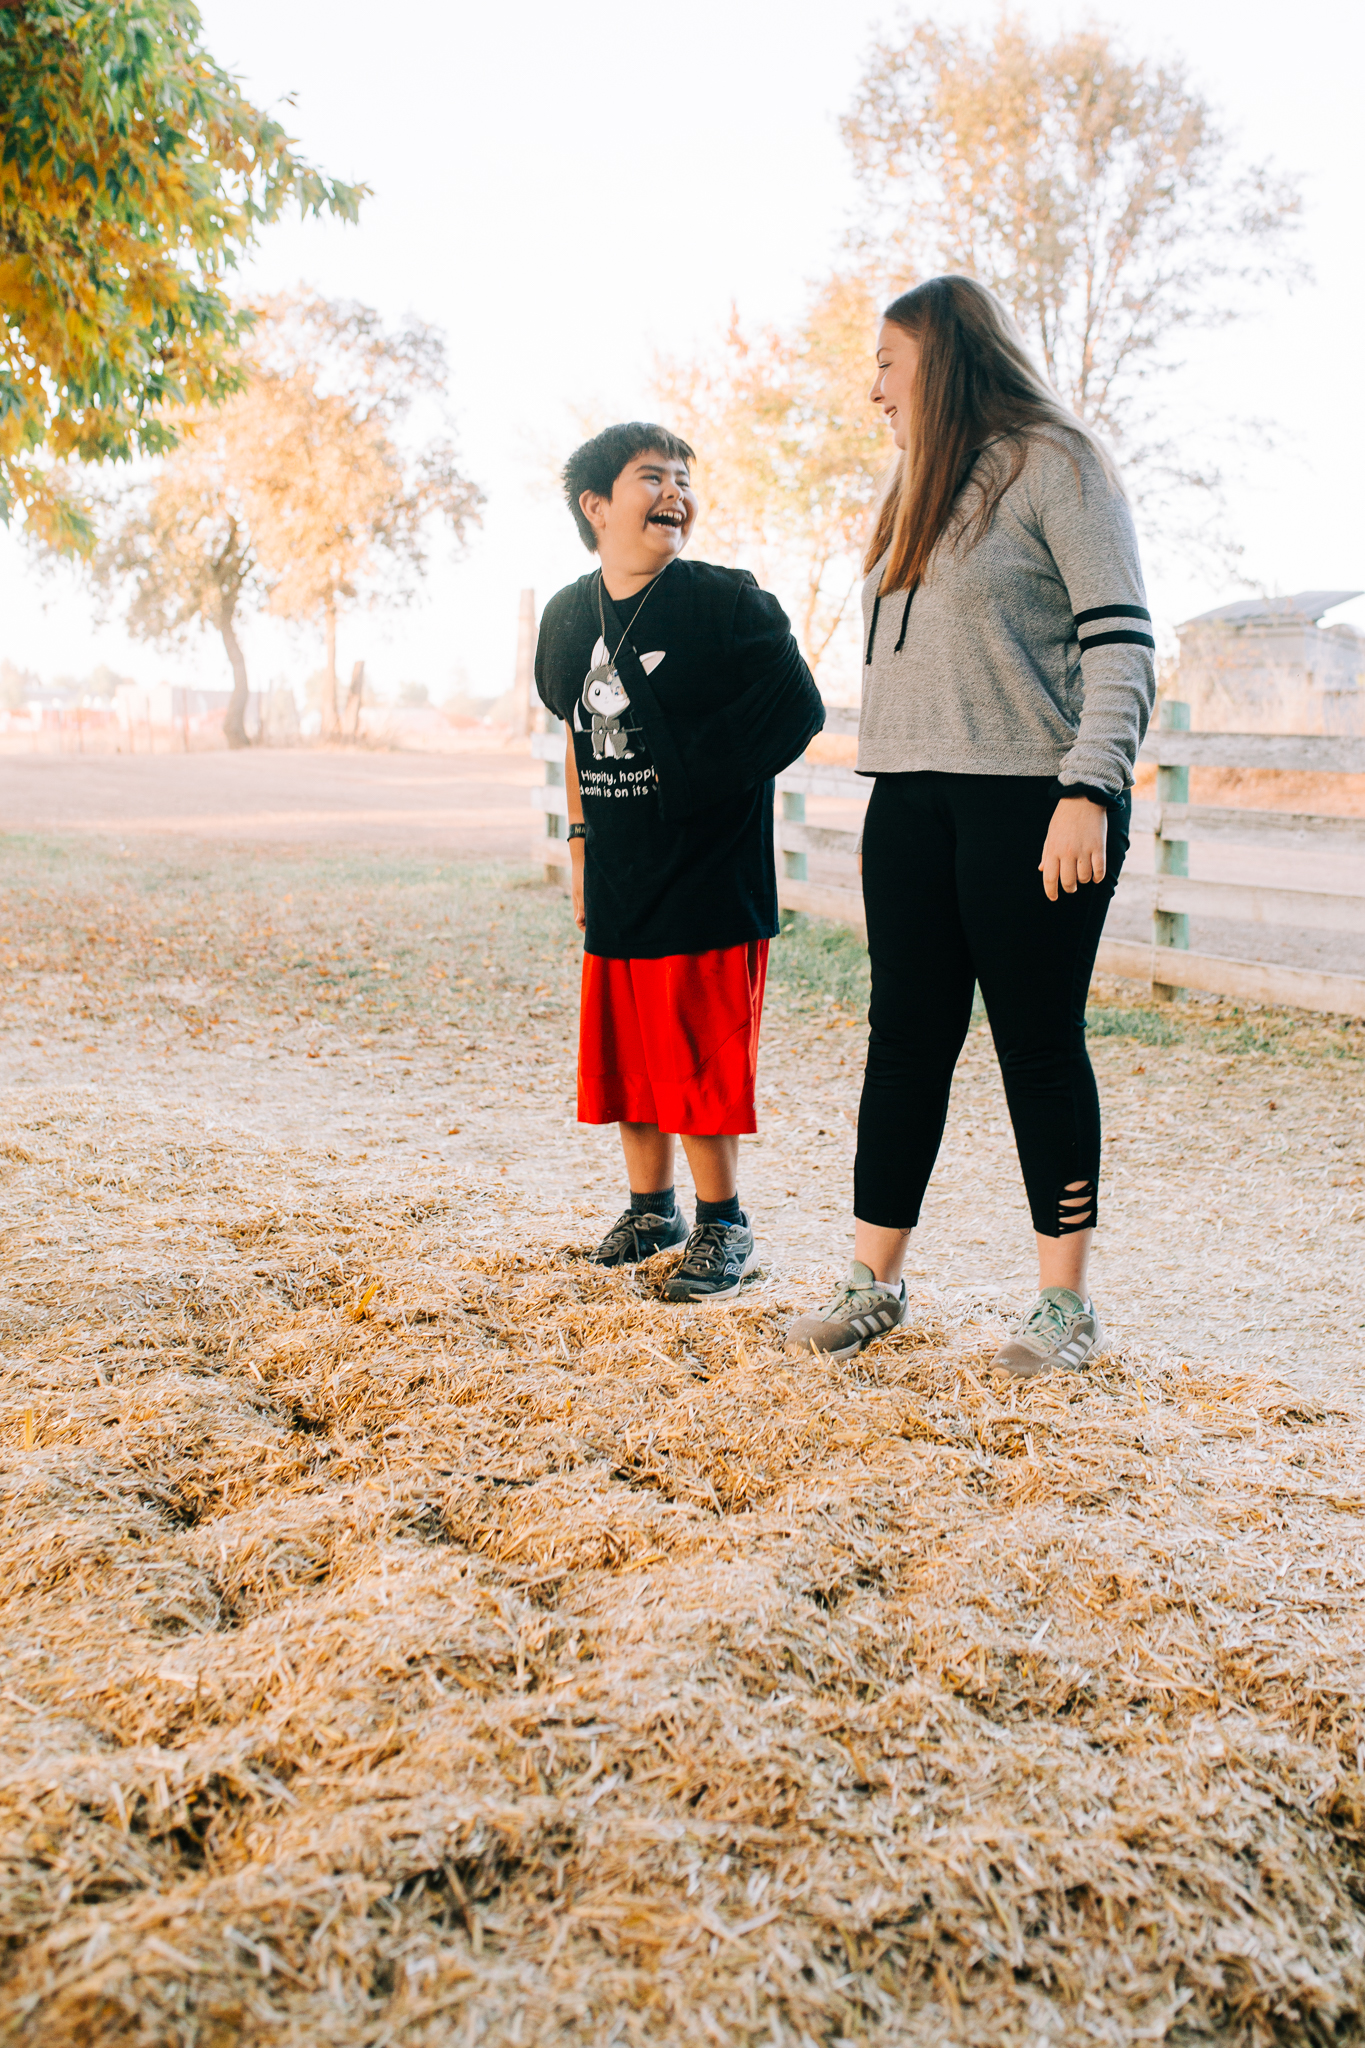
[562,422,696,552]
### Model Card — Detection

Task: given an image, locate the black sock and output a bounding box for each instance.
[696,1193,742,1226]
[630,1186,676,1218]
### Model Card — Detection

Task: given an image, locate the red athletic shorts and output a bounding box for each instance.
[578,941,769,1135]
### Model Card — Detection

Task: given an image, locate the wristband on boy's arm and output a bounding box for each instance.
[567,822,586,841]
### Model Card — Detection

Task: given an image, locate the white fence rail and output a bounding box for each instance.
[533,702,1365,1019]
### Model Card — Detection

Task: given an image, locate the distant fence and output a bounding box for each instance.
[533,702,1365,1019]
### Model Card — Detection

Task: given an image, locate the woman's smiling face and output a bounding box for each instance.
[869,320,921,451]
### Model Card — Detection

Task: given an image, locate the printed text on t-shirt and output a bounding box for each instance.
[579,765,656,798]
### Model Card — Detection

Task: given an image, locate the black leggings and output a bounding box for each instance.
[854,772,1129,1237]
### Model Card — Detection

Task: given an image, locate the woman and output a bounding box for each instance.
[786,275,1154,1376]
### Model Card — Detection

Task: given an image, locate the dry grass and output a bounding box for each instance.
[2,838,1364,2046]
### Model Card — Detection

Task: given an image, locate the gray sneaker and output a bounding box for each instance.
[991,1287,1103,1377]
[785,1261,908,1360]
[593,1207,689,1268]
[663,1215,758,1302]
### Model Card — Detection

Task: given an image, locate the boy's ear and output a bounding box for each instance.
[578,488,607,536]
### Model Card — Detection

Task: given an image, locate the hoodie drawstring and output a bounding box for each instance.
[864,587,882,665]
[866,579,915,662]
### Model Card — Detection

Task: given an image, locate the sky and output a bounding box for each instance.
[3,0,1363,703]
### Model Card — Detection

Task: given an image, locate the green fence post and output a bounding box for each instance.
[544,754,564,825]
[1153,698,1189,1001]
[541,701,565,885]
[782,788,807,881]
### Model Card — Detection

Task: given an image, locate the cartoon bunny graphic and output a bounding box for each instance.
[576,637,664,759]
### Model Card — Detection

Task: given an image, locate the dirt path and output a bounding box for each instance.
[0,744,540,857]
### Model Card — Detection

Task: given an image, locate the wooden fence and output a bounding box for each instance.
[532,702,1365,1019]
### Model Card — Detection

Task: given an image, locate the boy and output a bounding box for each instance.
[535,423,823,1300]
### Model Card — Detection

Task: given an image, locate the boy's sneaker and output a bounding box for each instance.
[991,1287,1103,1377]
[593,1207,689,1268]
[663,1215,758,1302]
[785,1261,907,1359]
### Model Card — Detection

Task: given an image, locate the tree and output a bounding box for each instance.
[0,0,362,550]
[655,273,887,681]
[1,658,39,709]
[840,14,1303,515]
[239,294,484,733]
[97,414,260,745]
[96,296,484,742]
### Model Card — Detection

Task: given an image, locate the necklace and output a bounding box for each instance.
[595,561,670,672]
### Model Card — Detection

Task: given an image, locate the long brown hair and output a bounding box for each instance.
[865,274,1119,593]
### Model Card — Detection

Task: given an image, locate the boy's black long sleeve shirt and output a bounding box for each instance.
[535,559,824,960]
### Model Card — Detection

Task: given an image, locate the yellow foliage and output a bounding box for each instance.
[656,273,889,676]
[0,0,361,549]
[97,294,483,737]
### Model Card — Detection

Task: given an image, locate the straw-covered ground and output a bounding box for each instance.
[2,835,1364,2047]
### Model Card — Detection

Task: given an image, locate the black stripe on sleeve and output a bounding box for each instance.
[1074,604,1151,626]
[1078,628,1156,652]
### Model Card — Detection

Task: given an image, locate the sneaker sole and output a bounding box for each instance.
[991,1326,1103,1378]
[795,1333,867,1362]
[664,1247,760,1304]
[787,1303,909,1362]
[594,1250,682,1268]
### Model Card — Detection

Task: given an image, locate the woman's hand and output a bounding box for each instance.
[570,840,586,931]
[1039,797,1108,901]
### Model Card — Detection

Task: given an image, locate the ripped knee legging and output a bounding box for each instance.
[852,771,1129,1237]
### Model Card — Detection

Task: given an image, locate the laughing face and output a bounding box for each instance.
[578,450,698,574]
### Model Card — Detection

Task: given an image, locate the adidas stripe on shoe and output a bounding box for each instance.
[785,1261,907,1360]
[991,1287,1103,1378]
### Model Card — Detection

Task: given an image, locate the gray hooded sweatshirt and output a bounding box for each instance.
[857,431,1155,798]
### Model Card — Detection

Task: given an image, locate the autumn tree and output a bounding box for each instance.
[0,0,362,549]
[662,18,1301,637]
[96,414,260,745]
[240,295,484,734]
[841,14,1303,510]
[97,295,484,741]
[1,659,39,709]
[655,274,886,680]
